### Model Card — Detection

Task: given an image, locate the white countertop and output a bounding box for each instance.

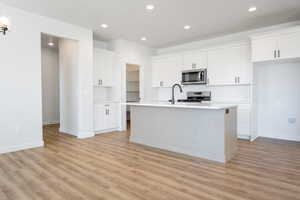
[94,100,120,104]
[125,102,238,110]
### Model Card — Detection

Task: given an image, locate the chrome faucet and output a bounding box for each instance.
[171,84,183,104]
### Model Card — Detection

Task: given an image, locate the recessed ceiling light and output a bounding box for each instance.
[141,37,147,41]
[48,42,54,46]
[146,4,155,11]
[184,25,191,30]
[248,6,257,12]
[101,24,108,28]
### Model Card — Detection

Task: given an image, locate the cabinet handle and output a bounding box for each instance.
[274,50,276,58]
[235,77,237,84]
[238,77,240,84]
[278,50,280,58]
[108,109,110,115]
[192,63,196,69]
[99,79,103,86]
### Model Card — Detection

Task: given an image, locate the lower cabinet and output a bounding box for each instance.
[94,103,119,133]
[237,104,251,140]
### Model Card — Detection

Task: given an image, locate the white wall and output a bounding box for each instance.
[155,85,251,104]
[253,61,300,141]
[59,39,80,136]
[94,40,108,49]
[108,39,155,130]
[41,46,59,125]
[0,3,94,154]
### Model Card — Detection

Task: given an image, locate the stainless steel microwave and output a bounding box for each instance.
[181,69,207,85]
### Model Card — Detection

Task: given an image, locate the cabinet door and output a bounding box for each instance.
[251,37,277,62]
[94,105,107,131]
[207,47,236,85]
[235,45,252,85]
[277,31,300,59]
[94,49,114,87]
[107,104,119,129]
[152,55,182,87]
[237,105,251,139]
[152,60,163,87]
[208,45,252,85]
[183,51,208,70]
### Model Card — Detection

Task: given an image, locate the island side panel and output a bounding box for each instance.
[224,107,238,162]
[130,105,227,163]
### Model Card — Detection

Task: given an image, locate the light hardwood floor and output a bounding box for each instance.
[0,125,300,200]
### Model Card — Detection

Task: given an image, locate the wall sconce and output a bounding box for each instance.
[0,16,9,35]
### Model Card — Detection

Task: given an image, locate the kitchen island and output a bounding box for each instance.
[126,102,238,163]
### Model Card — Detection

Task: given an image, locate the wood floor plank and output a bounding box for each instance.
[0,124,299,200]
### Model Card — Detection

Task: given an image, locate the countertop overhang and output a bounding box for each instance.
[125,102,238,110]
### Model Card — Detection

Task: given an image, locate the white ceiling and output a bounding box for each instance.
[1,0,300,48]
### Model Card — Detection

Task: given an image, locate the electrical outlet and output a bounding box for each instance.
[288,117,296,124]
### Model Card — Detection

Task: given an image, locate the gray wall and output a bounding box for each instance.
[41,46,60,125]
[253,61,300,141]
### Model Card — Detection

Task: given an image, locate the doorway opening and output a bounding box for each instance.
[41,33,79,139]
[41,33,60,135]
[126,64,141,129]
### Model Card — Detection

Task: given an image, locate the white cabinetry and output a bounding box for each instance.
[251,37,277,62]
[277,31,300,59]
[94,103,119,132]
[251,27,300,62]
[94,49,115,87]
[152,54,182,87]
[237,104,251,140]
[183,50,207,70]
[207,44,252,86]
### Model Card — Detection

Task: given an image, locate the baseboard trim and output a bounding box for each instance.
[251,135,259,142]
[43,121,60,125]
[59,127,78,137]
[258,135,300,142]
[59,128,95,139]
[77,131,95,139]
[238,135,251,140]
[0,140,44,154]
[95,128,120,135]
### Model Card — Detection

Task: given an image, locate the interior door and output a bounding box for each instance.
[277,31,300,59]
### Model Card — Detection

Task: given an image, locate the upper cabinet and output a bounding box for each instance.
[251,37,277,62]
[251,27,300,62]
[277,31,300,59]
[152,43,252,87]
[182,50,208,70]
[152,54,182,87]
[94,48,115,87]
[207,44,252,85]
